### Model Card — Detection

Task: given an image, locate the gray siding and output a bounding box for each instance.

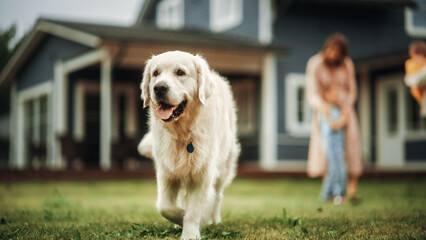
[184,0,210,29]
[275,4,413,160]
[274,5,411,61]
[278,145,309,160]
[17,35,92,91]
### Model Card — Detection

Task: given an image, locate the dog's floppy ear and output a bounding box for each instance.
[141,56,154,108]
[194,54,213,105]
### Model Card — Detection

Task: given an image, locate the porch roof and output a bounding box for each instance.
[0,18,285,85]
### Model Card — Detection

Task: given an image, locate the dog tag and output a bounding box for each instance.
[187,142,194,153]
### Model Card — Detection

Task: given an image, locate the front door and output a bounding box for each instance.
[376,74,405,168]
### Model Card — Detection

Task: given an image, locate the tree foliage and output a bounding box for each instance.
[0,24,16,72]
[0,25,17,115]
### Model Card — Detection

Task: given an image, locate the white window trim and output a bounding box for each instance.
[258,0,273,44]
[210,0,243,32]
[16,82,53,170]
[285,73,311,137]
[156,0,184,29]
[404,7,426,38]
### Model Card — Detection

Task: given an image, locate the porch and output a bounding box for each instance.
[10,41,276,171]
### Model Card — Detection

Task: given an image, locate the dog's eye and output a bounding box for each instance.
[153,70,159,77]
[176,69,185,76]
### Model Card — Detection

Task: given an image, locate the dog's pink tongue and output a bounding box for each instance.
[156,106,176,120]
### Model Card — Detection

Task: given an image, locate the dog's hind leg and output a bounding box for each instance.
[212,144,240,224]
[210,178,227,224]
[157,177,185,226]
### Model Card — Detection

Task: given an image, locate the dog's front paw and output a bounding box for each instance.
[181,224,200,240]
[180,232,200,240]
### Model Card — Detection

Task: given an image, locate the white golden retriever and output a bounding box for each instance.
[139,51,240,240]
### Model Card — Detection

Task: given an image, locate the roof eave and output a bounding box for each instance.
[0,19,101,86]
[1,19,286,85]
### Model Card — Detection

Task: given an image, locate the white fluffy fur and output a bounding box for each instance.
[139,51,240,240]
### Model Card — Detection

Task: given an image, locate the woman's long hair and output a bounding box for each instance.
[322,33,349,68]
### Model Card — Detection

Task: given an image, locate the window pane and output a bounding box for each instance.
[231,79,256,136]
[157,0,183,29]
[387,89,398,134]
[40,95,48,144]
[24,100,34,142]
[24,100,34,167]
[297,87,305,123]
[211,0,242,32]
[119,93,126,139]
[406,88,421,130]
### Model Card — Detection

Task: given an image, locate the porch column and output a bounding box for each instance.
[260,53,278,170]
[358,68,372,165]
[52,61,67,169]
[100,50,112,170]
[16,94,25,169]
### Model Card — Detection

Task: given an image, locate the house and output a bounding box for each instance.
[1,0,425,172]
[0,7,283,170]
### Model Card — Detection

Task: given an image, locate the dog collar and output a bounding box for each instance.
[187,142,194,153]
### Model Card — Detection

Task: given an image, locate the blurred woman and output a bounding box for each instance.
[306,33,362,202]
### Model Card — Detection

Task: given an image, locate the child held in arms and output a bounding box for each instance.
[319,85,348,205]
[405,40,426,117]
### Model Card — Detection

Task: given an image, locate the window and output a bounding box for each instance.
[386,89,398,134]
[74,82,138,142]
[285,73,312,136]
[405,87,426,134]
[231,79,257,136]
[156,0,184,29]
[210,0,243,32]
[23,95,50,169]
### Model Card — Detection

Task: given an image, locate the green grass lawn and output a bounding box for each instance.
[0,177,425,239]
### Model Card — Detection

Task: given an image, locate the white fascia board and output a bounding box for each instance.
[37,21,101,47]
[62,49,104,73]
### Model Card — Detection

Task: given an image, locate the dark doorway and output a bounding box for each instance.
[84,92,100,169]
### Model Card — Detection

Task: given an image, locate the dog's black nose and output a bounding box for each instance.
[154,83,169,97]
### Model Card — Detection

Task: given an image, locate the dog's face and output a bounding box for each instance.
[141,51,212,122]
